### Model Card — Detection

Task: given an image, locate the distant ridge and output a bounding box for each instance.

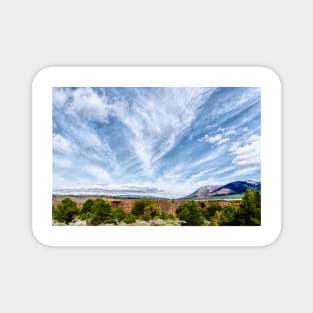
[184,180,261,199]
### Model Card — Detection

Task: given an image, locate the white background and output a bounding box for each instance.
[0,0,311,312]
[33,67,281,247]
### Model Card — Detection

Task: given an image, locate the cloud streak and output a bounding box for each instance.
[229,134,261,167]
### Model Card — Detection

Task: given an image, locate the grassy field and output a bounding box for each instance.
[53,194,243,204]
[191,194,243,201]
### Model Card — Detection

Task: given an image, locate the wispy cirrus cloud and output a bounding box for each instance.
[229,134,261,168]
[53,87,261,197]
[53,134,76,155]
[199,127,237,146]
[84,165,111,182]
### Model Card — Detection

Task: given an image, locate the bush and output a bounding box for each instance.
[79,198,113,225]
[81,199,94,215]
[142,205,160,221]
[52,197,78,224]
[159,211,175,220]
[131,199,158,218]
[85,212,101,225]
[123,213,137,224]
[210,210,223,226]
[210,205,239,226]
[202,203,222,220]
[109,208,127,224]
[210,190,261,226]
[176,201,205,226]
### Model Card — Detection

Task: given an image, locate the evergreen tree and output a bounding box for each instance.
[238,189,261,226]
[176,201,205,226]
[131,199,158,217]
[52,197,78,224]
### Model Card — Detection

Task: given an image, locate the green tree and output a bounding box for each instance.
[176,201,205,226]
[131,199,158,217]
[159,211,175,220]
[123,212,137,224]
[90,198,113,224]
[210,210,223,226]
[255,191,261,208]
[211,190,261,226]
[238,189,261,226]
[86,213,100,225]
[79,198,113,225]
[81,199,94,215]
[210,205,239,226]
[202,203,222,220]
[52,197,78,224]
[110,208,127,224]
[142,205,160,221]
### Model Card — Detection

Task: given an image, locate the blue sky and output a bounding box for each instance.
[53,87,260,198]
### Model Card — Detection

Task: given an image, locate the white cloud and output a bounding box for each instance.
[53,87,260,197]
[53,183,165,196]
[69,88,112,122]
[230,134,260,168]
[206,133,223,144]
[193,145,226,167]
[234,167,259,176]
[214,166,235,176]
[53,88,70,107]
[224,129,237,136]
[227,167,259,180]
[53,134,75,154]
[84,165,111,182]
[101,184,164,193]
[186,167,216,183]
[199,127,237,146]
[238,88,261,105]
[53,156,72,168]
[54,87,216,175]
[117,88,216,171]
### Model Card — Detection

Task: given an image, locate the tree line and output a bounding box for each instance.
[52,197,175,225]
[52,189,261,226]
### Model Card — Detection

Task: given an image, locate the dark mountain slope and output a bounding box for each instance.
[185,180,260,198]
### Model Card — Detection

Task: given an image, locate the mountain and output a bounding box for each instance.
[184,180,261,198]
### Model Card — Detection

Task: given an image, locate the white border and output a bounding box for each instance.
[32,67,281,247]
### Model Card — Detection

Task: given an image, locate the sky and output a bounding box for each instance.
[53,87,260,198]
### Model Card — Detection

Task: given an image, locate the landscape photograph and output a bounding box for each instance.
[52,87,261,226]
